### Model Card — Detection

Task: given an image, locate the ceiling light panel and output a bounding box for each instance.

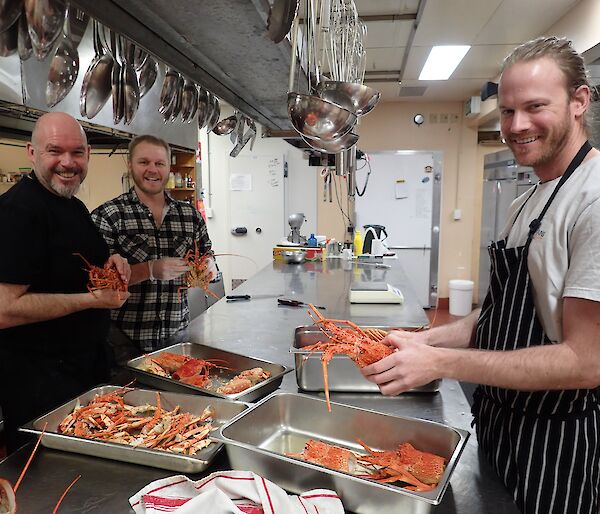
[419,46,470,80]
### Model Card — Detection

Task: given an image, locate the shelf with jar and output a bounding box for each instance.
[0,168,32,196]
[167,150,198,207]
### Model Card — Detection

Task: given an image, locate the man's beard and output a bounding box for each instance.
[51,180,80,198]
[49,168,82,198]
[507,110,571,169]
[132,173,167,195]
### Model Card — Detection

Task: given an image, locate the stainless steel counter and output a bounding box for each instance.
[0,258,519,513]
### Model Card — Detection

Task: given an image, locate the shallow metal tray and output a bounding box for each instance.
[20,385,248,473]
[127,342,291,402]
[291,325,441,392]
[213,391,469,514]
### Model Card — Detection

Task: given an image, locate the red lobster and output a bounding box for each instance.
[302,304,394,412]
[74,253,128,300]
[178,241,218,299]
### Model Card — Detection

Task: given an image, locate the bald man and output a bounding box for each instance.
[0,112,130,452]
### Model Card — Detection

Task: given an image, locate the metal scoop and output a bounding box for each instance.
[213,114,237,135]
[25,0,65,60]
[137,54,157,98]
[17,10,32,60]
[0,15,18,57]
[79,20,112,118]
[46,4,79,107]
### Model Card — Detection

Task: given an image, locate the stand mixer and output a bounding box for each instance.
[287,213,307,244]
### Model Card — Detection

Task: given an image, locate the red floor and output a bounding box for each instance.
[426,306,463,327]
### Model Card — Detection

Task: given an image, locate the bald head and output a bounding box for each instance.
[27,112,91,198]
[31,112,88,147]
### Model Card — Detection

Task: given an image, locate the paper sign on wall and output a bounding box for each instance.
[395,179,408,199]
[230,174,252,191]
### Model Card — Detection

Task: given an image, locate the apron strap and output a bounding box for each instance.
[525,140,592,246]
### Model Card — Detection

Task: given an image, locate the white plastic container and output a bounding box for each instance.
[448,279,474,316]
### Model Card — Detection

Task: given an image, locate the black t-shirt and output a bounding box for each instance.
[0,173,110,372]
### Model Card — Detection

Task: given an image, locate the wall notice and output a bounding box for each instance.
[230,174,252,191]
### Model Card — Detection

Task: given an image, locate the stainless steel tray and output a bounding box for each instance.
[213,391,469,514]
[127,342,292,402]
[291,325,441,392]
[20,385,248,473]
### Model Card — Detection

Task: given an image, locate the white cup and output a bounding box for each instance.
[341,248,353,260]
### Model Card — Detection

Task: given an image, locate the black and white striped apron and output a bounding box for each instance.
[472,141,600,514]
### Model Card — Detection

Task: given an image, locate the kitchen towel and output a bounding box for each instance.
[129,470,345,514]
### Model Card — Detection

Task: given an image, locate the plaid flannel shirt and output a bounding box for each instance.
[91,189,211,351]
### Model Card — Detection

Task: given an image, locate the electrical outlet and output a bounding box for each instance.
[429,113,438,124]
[450,113,459,123]
[440,113,449,123]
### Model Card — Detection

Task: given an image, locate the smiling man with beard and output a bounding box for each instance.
[361,37,600,513]
[91,135,215,364]
[0,112,131,453]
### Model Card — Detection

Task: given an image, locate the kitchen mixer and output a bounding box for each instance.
[287,213,307,244]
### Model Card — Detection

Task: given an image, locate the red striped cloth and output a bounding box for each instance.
[129,470,344,514]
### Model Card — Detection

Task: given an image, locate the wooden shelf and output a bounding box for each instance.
[170,149,198,208]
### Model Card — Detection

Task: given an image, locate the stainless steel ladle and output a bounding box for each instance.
[46,3,80,107]
[79,20,112,118]
[213,114,237,135]
[137,54,157,98]
[25,0,65,60]
[17,9,32,60]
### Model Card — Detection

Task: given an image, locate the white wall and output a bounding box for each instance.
[199,107,317,293]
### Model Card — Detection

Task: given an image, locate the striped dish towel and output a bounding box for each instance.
[129,470,345,514]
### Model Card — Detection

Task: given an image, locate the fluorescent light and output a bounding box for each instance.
[419,46,470,80]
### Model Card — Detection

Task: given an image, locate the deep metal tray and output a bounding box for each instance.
[20,385,248,473]
[127,342,292,402]
[213,391,469,514]
[291,325,441,392]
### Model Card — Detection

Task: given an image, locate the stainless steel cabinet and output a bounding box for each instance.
[478,150,537,305]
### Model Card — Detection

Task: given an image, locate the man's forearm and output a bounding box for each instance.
[0,291,96,328]
[435,342,599,391]
[129,261,151,285]
[425,308,480,349]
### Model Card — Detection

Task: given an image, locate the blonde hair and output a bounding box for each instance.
[502,37,591,131]
[128,135,171,162]
[502,36,590,98]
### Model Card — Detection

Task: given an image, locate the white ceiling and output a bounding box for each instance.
[352,0,581,103]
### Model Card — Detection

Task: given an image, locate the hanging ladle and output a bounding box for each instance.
[79,20,112,118]
[213,114,237,135]
[46,3,80,108]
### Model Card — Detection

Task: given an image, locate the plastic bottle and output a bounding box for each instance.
[353,228,363,256]
[166,172,176,189]
[307,233,317,247]
[174,172,183,188]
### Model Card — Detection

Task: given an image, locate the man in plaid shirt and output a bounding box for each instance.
[92,135,215,359]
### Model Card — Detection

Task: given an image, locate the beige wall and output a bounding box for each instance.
[318,102,485,299]
[0,139,126,210]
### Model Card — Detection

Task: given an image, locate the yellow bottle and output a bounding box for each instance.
[353,229,363,256]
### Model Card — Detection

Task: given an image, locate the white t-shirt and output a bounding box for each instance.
[499,154,600,342]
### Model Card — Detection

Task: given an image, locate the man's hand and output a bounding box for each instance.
[151,257,190,281]
[89,288,130,309]
[361,331,441,395]
[204,257,218,282]
[106,254,130,284]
